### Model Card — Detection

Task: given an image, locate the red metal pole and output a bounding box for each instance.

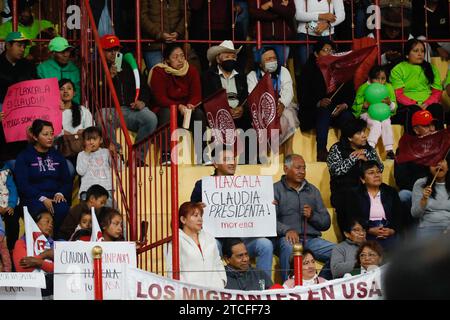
[170,104,180,280]
[12,0,18,32]
[293,243,303,286]
[61,0,67,38]
[375,0,381,65]
[135,0,142,70]
[256,0,262,49]
[92,246,103,300]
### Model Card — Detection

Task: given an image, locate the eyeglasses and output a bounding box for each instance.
[359,253,378,259]
[351,228,366,234]
[321,48,335,54]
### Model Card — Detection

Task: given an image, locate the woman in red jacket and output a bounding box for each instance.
[148,43,208,165]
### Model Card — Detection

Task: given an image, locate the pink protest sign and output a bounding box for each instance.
[1,78,62,143]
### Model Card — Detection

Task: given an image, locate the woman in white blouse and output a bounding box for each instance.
[294,0,345,66]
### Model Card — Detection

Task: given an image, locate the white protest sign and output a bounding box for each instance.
[126,266,384,300]
[202,176,277,237]
[0,272,46,300]
[54,241,136,300]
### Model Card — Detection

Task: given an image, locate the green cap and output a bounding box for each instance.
[5,31,31,44]
[48,36,73,52]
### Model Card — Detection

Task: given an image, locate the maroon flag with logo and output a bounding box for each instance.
[248,73,280,147]
[317,45,377,94]
[396,128,450,166]
[203,89,238,148]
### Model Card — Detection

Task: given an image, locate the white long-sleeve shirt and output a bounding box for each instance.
[294,0,345,36]
[76,148,112,195]
[62,105,94,134]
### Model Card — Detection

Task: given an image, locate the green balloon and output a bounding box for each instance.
[365,83,389,104]
[368,103,391,121]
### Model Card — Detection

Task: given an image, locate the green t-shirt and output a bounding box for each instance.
[445,71,450,88]
[352,81,397,118]
[390,61,442,105]
[0,19,54,56]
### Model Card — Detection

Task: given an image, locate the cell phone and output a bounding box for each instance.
[114,52,123,72]
[140,221,149,243]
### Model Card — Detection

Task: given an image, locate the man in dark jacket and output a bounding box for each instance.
[99,34,158,163]
[203,41,257,163]
[274,154,335,281]
[223,238,273,291]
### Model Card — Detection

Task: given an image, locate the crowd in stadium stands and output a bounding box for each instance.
[0,0,449,299]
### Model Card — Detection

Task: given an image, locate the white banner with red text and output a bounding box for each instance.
[125,266,384,300]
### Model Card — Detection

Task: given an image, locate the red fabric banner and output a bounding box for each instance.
[248,73,280,146]
[317,45,377,94]
[203,89,237,147]
[395,128,450,166]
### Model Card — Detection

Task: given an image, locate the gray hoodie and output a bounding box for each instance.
[330,239,359,279]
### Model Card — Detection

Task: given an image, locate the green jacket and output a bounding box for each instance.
[352,82,397,118]
[37,58,81,104]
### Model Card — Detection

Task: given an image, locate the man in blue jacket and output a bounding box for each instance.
[273,154,335,281]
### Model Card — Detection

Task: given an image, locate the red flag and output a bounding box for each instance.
[352,38,378,90]
[396,128,450,166]
[317,45,377,94]
[203,89,238,148]
[248,73,280,147]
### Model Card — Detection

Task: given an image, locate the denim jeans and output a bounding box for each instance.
[99,106,158,161]
[216,237,274,278]
[235,1,249,41]
[274,236,335,282]
[144,51,163,71]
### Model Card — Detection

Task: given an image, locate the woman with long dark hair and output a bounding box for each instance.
[390,38,444,133]
[412,157,450,240]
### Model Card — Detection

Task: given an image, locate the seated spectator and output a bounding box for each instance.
[37,36,81,104]
[352,240,384,275]
[390,38,444,133]
[330,219,366,279]
[342,161,401,251]
[189,0,233,71]
[14,119,71,236]
[140,0,186,70]
[352,65,397,160]
[13,211,54,298]
[166,202,226,288]
[26,27,56,65]
[394,110,436,233]
[191,148,274,278]
[58,78,94,167]
[283,249,327,288]
[248,0,296,65]
[76,126,114,208]
[367,1,413,71]
[294,0,345,67]
[203,41,256,163]
[0,160,19,251]
[148,43,207,165]
[298,40,355,162]
[0,0,54,57]
[0,31,36,170]
[412,0,449,60]
[99,34,157,164]
[223,238,273,291]
[327,118,383,232]
[99,207,124,241]
[274,154,335,281]
[68,210,92,241]
[59,184,109,240]
[247,47,300,156]
[412,157,450,240]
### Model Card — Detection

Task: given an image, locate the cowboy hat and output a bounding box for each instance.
[381,7,411,28]
[206,40,242,63]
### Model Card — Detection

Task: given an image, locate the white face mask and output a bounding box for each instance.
[264,61,278,73]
